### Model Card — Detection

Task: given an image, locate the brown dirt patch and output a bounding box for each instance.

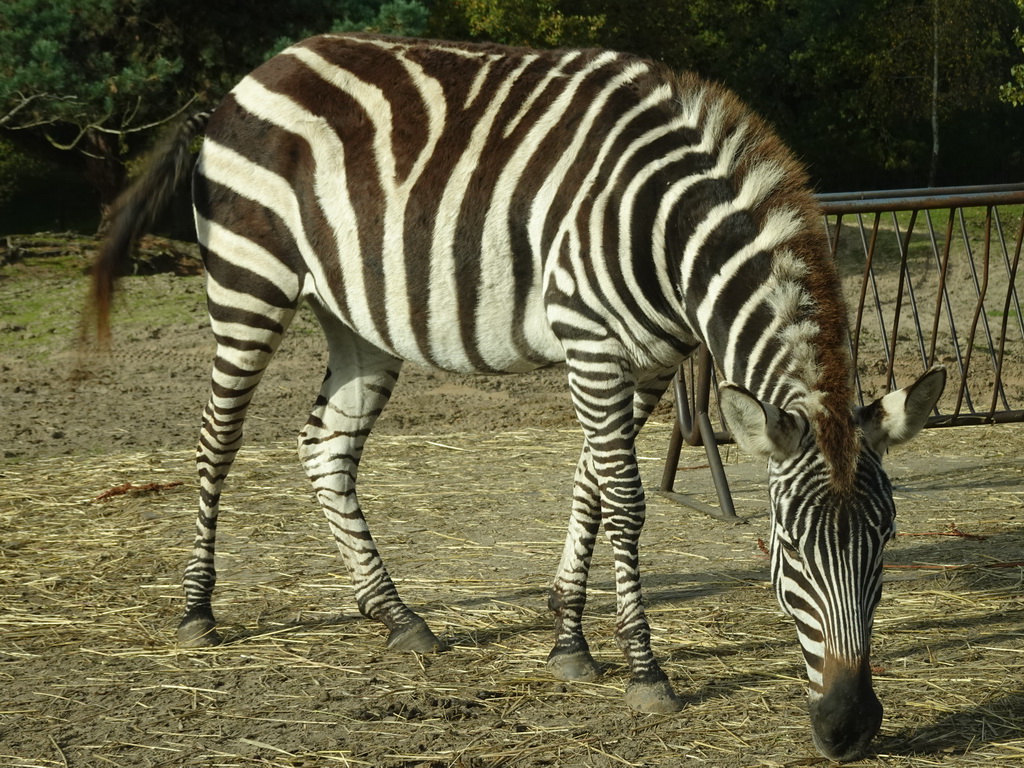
[1,240,1022,767]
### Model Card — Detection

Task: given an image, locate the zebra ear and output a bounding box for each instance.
[719,383,805,461]
[858,366,946,453]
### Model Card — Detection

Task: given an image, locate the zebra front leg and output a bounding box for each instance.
[299,323,439,653]
[547,444,602,681]
[604,490,683,713]
[561,363,683,713]
[612,368,682,711]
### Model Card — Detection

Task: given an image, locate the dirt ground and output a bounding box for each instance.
[1,240,1023,767]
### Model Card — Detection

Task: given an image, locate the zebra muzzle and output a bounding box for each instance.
[807,661,883,762]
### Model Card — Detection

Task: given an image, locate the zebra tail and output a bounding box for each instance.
[90,111,210,343]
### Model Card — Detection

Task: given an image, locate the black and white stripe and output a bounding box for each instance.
[94,34,946,761]
[768,441,895,690]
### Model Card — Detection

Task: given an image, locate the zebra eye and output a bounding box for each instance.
[777,537,803,562]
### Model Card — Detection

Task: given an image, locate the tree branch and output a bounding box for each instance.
[4,91,200,156]
[42,111,112,154]
[0,92,79,129]
[91,94,200,137]
[17,93,199,159]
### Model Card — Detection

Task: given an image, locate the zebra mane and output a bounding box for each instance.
[675,73,859,489]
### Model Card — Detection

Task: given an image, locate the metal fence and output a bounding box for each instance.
[660,184,1024,519]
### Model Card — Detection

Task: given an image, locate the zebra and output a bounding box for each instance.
[92,34,946,762]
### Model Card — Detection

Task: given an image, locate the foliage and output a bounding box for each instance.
[0,1,184,154]
[2,0,1022,228]
[436,0,1024,189]
[0,0,429,215]
[1002,0,1024,105]
[0,0,431,140]
[268,0,432,56]
[852,0,1020,179]
[442,0,606,47]
[0,137,46,209]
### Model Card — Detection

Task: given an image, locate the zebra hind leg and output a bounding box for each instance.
[298,317,439,653]
[178,306,298,647]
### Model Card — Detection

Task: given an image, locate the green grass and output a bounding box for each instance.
[0,236,208,361]
[831,202,1024,279]
[987,307,1021,318]
[107,273,207,328]
[0,250,91,357]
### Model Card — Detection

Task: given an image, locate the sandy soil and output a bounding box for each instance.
[1,241,1023,767]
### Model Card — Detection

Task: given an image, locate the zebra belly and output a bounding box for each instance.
[304,264,567,374]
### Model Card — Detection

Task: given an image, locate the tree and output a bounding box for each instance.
[855,0,1022,185]
[0,1,428,223]
[1002,0,1024,105]
[0,1,185,210]
[267,0,430,55]
[0,137,45,210]
[432,0,606,47]
[445,0,1024,188]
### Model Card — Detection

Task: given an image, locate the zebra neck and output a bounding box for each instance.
[686,232,859,489]
[664,75,855,442]
[693,240,841,413]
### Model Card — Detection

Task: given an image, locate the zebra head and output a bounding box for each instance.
[720,367,946,761]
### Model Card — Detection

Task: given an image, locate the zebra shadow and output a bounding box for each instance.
[208,567,761,650]
[872,534,1024,759]
[215,614,555,656]
[888,456,1023,494]
[212,613,368,645]
[885,525,1024,564]
[875,689,1024,758]
[874,607,1024,756]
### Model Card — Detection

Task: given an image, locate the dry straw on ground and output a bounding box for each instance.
[1,424,1022,767]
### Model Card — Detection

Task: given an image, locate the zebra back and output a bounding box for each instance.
[208,34,859,486]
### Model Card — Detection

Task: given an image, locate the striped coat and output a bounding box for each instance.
[92,35,945,763]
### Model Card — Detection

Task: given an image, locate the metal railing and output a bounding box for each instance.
[660,184,1024,519]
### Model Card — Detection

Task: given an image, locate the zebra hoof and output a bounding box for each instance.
[386,618,441,652]
[176,606,222,648]
[625,678,684,714]
[547,650,601,681]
